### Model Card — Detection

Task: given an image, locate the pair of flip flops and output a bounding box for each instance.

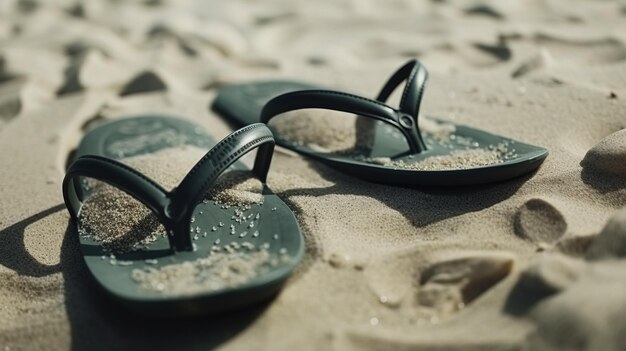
[63,60,548,315]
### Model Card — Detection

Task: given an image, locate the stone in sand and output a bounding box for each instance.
[514,198,567,243]
[580,129,626,175]
[586,207,626,260]
[119,70,167,96]
[518,254,584,296]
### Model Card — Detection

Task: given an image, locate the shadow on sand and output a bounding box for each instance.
[581,168,626,194]
[274,159,532,230]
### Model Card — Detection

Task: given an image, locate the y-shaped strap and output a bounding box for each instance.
[376,59,429,121]
[166,124,274,250]
[62,123,275,252]
[261,89,427,153]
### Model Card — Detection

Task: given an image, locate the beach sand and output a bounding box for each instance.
[0,0,625,350]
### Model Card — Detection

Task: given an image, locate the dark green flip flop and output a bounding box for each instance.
[212,60,548,186]
[63,116,304,316]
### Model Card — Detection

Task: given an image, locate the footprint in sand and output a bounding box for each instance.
[580,129,626,176]
[417,251,514,316]
[365,246,514,318]
[514,198,568,244]
[341,249,516,351]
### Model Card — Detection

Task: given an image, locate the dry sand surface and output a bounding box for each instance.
[1,0,626,350]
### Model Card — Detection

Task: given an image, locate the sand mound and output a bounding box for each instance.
[418,251,514,315]
[208,170,264,206]
[79,182,166,253]
[586,207,626,260]
[554,234,595,257]
[518,254,583,295]
[518,210,626,350]
[524,259,626,351]
[580,129,626,175]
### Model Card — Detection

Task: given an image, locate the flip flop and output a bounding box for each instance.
[63,116,304,316]
[212,60,548,186]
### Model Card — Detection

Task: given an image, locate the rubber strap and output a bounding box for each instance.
[62,123,276,252]
[63,155,170,220]
[260,89,426,153]
[376,59,429,121]
[166,123,275,249]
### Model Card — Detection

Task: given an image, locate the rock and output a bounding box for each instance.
[514,198,567,243]
[519,254,584,295]
[580,129,626,175]
[119,70,167,96]
[420,251,515,303]
[586,208,626,260]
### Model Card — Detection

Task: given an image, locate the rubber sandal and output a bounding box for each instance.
[212,59,548,186]
[63,116,304,316]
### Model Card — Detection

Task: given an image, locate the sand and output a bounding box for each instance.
[0,0,625,350]
[131,246,289,297]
